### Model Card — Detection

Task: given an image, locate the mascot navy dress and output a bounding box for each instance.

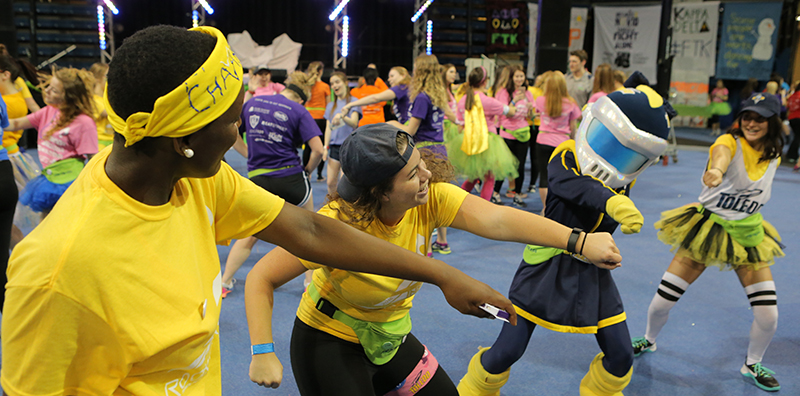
[458,85,671,396]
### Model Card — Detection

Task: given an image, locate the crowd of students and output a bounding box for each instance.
[0,24,792,396]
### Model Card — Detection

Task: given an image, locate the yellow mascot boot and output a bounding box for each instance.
[579,353,632,396]
[457,347,510,396]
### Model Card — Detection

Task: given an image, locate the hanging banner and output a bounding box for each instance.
[716,2,782,80]
[569,7,589,53]
[671,1,719,76]
[486,0,527,53]
[593,5,661,83]
[527,2,538,78]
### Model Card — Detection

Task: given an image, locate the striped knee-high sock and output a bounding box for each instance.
[745,281,778,366]
[644,272,690,343]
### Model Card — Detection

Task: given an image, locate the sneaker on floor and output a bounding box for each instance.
[505,191,516,198]
[432,241,452,254]
[632,337,656,357]
[316,175,325,181]
[512,196,527,208]
[741,362,780,392]
[490,194,504,205]
[427,251,433,258]
[527,185,537,193]
[221,279,236,299]
[516,192,528,199]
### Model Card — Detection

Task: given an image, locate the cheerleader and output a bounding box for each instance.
[632,93,785,392]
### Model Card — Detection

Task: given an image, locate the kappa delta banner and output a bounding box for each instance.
[716,2,782,80]
[593,5,661,83]
[671,2,719,76]
[487,0,527,53]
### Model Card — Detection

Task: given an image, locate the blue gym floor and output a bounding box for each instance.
[2,128,798,395]
[215,134,799,395]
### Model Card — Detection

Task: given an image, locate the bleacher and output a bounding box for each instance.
[13,0,101,70]
[428,0,489,73]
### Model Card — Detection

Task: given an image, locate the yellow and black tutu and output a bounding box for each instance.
[655,204,784,271]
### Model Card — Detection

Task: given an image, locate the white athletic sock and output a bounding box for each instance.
[745,281,778,366]
[644,271,690,343]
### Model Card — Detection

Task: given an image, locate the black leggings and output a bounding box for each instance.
[494,137,529,194]
[0,160,19,312]
[528,126,539,187]
[481,318,633,378]
[535,143,557,189]
[290,317,457,396]
[787,118,800,161]
[303,119,326,178]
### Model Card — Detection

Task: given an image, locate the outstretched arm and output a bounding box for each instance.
[342,90,397,114]
[4,116,33,132]
[450,194,622,269]
[703,144,732,187]
[245,247,307,388]
[254,203,517,323]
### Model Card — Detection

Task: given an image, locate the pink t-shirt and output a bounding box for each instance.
[494,88,534,138]
[27,106,98,168]
[587,91,608,105]
[534,96,581,147]
[254,82,285,97]
[711,87,728,103]
[456,92,507,132]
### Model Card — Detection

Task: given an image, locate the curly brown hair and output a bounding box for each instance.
[44,67,95,139]
[325,133,455,236]
[409,54,449,110]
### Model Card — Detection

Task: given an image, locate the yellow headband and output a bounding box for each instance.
[104,26,243,147]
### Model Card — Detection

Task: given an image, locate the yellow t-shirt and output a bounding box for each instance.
[2,147,285,395]
[296,182,468,343]
[709,134,780,180]
[92,94,115,146]
[1,91,28,152]
[528,86,544,126]
[14,77,33,99]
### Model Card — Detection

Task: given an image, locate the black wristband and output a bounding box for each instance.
[567,228,583,254]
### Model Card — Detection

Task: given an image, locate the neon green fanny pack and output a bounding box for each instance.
[522,244,590,265]
[504,127,531,143]
[704,207,764,248]
[248,165,295,178]
[43,157,84,184]
[307,283,411,365]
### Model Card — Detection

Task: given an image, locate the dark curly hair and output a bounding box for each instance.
[106,25,216,120]
[325,134,455,237]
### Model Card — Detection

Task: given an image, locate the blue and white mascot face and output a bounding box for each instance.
[575,86,670,189]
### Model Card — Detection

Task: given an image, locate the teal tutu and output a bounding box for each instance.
[445,130,518,181]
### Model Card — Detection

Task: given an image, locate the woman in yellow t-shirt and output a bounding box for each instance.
[245,123,623,394]
[89,62,114,149]
[1,26,522,395]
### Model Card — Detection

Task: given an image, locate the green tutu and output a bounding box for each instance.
[445,127,518,181]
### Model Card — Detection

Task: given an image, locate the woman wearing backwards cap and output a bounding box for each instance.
[1,25,520,395]
[632,92,786,392]
[245,123,622,394]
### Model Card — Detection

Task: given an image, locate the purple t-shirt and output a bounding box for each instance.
[242,95,322,178]
[325,97,362,146]
[391,85,410,124]
[408,92,445,144]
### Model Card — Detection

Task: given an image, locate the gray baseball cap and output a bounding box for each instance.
[337,123,415,203]
[740,93,780,118]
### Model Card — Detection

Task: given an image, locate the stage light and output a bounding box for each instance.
[192,10,199,28]
[426,20,432,55]
[198,0,214,15]
[97,5,107,51]
[411,0,434,22]
[102,0,119,15]
[342,15,349,57]
[329,0,351,21]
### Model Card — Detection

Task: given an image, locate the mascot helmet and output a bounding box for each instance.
[575,86,670,188]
